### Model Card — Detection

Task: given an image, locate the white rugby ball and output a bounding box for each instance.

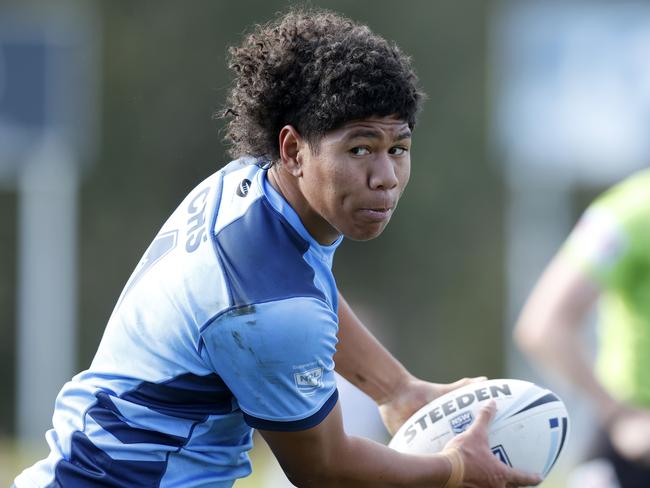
[389,379,569,479]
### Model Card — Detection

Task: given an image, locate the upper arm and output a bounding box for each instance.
[517,252,599,335]
[199,299,449,487]
[560,206,628,286]
[515,208,621,344]
[200,296,339,430]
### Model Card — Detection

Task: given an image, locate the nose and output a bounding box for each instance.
[369,154,399,191]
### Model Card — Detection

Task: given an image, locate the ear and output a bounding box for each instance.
[278,125,306,177]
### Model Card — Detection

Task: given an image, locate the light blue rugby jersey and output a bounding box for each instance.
[15,159,342,488]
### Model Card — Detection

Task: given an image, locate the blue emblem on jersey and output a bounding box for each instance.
[449,411,474,434]
[236,178,252,197]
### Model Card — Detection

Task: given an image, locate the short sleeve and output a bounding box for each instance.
[199,296,339,431]
[561,206,628,285]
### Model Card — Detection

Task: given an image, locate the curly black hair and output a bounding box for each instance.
[220,8,424,162]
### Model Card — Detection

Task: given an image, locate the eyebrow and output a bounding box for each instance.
[344,128,412,142]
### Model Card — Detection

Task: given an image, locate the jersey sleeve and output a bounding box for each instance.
[561,205,628,286]
[199,296,339,431]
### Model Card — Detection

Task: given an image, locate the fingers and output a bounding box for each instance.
[449,376,487,390]
[471,400,497,431]
[506,467,543,486]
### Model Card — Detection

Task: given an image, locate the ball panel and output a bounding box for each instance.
[490,408,569,476]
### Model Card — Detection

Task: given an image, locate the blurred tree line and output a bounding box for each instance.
[0,0,502,436]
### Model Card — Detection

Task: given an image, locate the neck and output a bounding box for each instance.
[266,165,339,245]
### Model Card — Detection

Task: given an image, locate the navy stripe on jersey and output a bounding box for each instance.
[90,392,187,446]
[121,372,234,420]
[86,373,233,444]
[214,198,326,307]
[243,389,339,432]
[51,373,235,486]
[49,431,168,487]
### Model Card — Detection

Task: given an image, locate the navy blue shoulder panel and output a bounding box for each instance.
[214,198,325,307]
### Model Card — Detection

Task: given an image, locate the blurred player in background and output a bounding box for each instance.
[515,169,650,488]
[13,8,541,488]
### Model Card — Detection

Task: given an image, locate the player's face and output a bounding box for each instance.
[298,116,411,244]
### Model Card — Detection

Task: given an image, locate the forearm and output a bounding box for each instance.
[262,402,453,488]
[262,388,540,488]
[515,255,622,423]
[290,435,452,487]
[518,318,620,422]
[335,292,412,404]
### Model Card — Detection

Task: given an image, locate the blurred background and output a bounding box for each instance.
[2,0,650,486]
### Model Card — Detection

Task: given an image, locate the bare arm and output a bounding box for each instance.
[266,293,540,486]
[334,292,412,404]
[514,247,650,465]
[260,400,450,487]
[514,252,622,423]
[334,292,484,434]
[259,399,541,487]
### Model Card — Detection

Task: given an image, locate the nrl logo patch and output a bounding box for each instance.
[449,411,474,434]
[293,367,323,396]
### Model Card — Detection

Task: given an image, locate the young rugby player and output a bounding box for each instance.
[14,9,541,487]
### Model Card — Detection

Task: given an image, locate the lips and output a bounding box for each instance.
[366,196,395,212]
[357,206,393,222]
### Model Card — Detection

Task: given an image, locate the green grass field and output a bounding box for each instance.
[0,439,46,487]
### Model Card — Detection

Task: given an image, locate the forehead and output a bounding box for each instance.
[325,116,412,143]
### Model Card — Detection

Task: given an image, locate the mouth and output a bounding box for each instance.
[357,206,394,222]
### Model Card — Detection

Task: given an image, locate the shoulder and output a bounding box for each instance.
[213,170,329,308]
[199,296,339,430]
[594,169,650,220]
[560,171,650,283]
[202,295,338,342]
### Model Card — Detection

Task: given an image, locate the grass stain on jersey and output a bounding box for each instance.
[231,305,256,316]
[231,331,245,350]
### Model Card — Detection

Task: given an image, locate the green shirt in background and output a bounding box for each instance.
[563,168,650,407]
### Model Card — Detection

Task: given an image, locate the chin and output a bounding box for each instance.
[344,224,387,241]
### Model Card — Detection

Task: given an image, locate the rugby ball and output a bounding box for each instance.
[389,379,569,479]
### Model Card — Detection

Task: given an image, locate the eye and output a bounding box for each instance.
[350,146,370,156]
[389,146,408,156]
